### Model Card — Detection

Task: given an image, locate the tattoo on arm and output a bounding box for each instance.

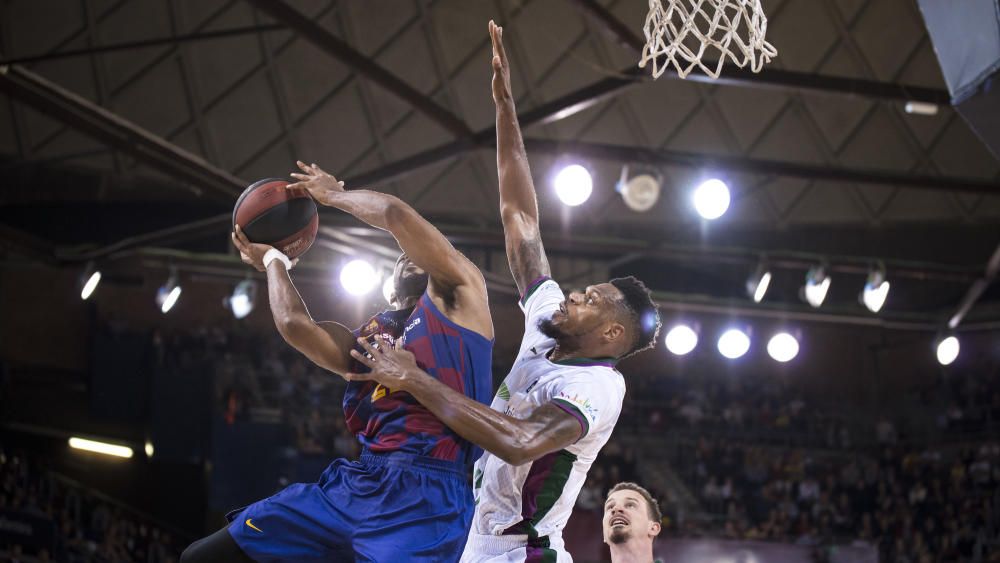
[510,235,551,295]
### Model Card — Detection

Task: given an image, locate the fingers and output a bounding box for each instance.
[230,232,244,253]
[394,337,404,351]
[355,336,380,358]
[344,372,372,382]
[490,23,507,67]
[234,225,252,246]
[296,160,312,173]
[349,349,375,369]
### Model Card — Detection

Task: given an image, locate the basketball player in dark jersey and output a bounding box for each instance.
[181,162,494,562]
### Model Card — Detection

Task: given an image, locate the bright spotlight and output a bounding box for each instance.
[861,266,889,313]
[936,336,960,366]
[553,164,593,206]
[68,437,133,459]
[144,441,154,458]
[767,332,799,362]
[382,276,395,304]
[746,261,771,303]
[693,178,730,220]
[717,329,750,359]
[665,324,698,356]
[340,259,380,296]
[80,270,102,300]
[802,265,830,308]
[227,279,257,319]
[156,271,181,314]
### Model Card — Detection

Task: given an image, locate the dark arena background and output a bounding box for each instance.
[2,0,1000,561]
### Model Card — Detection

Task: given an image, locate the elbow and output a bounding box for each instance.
[274,315,313,344]
[383,196,413,226]
[500,206,538,231]
[496,432,538,467]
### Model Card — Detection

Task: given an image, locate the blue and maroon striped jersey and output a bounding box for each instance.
[342,292,494,469]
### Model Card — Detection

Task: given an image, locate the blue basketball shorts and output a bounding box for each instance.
[226,451,474,562]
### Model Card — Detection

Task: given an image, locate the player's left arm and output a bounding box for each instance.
[348,336,584,466]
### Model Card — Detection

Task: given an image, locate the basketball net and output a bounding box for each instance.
[638,0,777,79]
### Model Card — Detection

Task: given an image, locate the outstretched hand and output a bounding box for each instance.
[347,335,420,391]
[286,160,345,206]
[489,20,513,105]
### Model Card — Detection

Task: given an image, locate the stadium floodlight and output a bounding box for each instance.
[68,437,133,459]
[156,270,182,314]
[860,264,890,313]
[718,328,750,359]
[693,178,730,220]
[746,259,772,303]
[936,335,960,366]
[227,279,257,319]
[80,262,102,300]
[767,332,799,363]
[802,264,830,308]
[553,164,593,207]
[665,324,698,356]
[340,259,380,296]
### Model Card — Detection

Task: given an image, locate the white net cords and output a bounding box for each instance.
[638,0,778,79]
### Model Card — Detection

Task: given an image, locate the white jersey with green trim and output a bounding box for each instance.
[463,277,626,555]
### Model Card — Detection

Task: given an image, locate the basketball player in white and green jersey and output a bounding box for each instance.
[347,21,661,562]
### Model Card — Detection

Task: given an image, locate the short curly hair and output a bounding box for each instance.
[609,276,661,359]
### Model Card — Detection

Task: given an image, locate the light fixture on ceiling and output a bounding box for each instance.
[936,335,960,366]
[860,263,890,313]
[617,165,661,212]
[340,259,380,296]
[767,332,800,363]
[226,279,257,319]
[693,178,730,220]
[746,258,772,303]
[68,437,133,459]
[79,261,102,300]
[801,264,830,308]
[717,328,751,359]
[156,269,182,314]
[665,324,698,356]
[554,164,593,207]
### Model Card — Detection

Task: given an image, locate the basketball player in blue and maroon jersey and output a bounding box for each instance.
[180,161,494,563]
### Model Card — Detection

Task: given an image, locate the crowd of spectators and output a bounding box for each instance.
[153,326,358,459]
[670,437,1000,561]
[0,450,182,563]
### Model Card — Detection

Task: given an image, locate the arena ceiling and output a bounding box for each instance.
[1,0,999,330]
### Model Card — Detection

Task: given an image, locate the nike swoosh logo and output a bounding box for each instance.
[245,518,263,533]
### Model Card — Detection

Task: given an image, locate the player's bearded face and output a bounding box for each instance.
[538,290,611,347]
[393,254,428,301]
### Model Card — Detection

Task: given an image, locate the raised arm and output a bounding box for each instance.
[287,162,483,294]
[491,21,551,295]
[350,336,582,466]
[233,227,355,376]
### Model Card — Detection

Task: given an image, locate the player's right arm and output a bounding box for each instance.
[490,21,551,296]
[233,227,355,376]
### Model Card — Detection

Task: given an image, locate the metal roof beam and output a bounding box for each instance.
[244,0,473,140]
[0,65,245,201]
